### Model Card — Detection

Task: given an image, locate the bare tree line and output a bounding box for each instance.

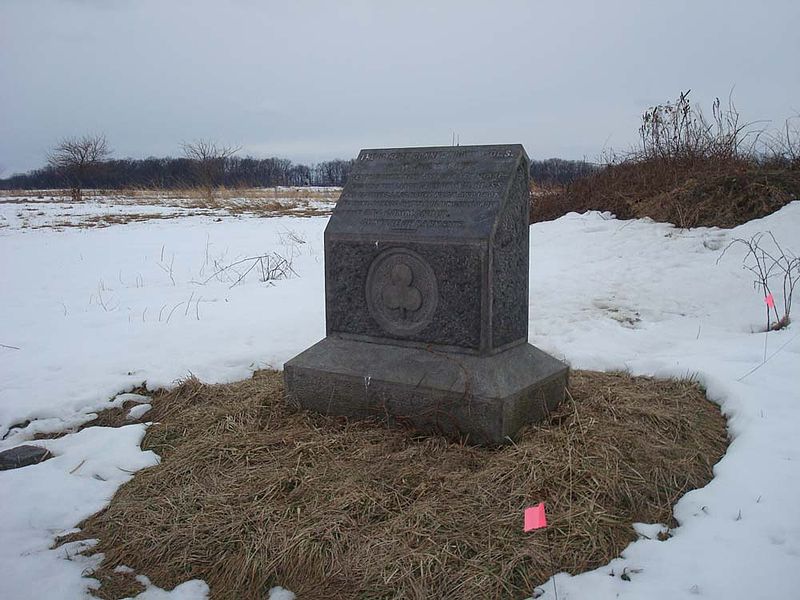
[1,134,596,194]
[2,135,355,193]
[529,158,598,187]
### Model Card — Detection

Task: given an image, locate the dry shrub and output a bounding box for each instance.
[531,91,800,229]
[532,160,799,228]
[74,369,727,599]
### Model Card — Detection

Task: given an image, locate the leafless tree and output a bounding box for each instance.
[47,134,111,201]
[181,139,241,200]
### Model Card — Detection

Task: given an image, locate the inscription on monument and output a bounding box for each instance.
[327,146,521,239]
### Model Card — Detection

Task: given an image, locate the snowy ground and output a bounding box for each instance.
[1,195,798,599]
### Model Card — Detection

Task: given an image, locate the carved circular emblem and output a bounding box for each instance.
[366,248,438,336]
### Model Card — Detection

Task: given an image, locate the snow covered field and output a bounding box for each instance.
[1,195,798,599]
[0,187,338,230]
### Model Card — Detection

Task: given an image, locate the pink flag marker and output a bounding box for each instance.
[524,502,547,531]
[765,293,775,308]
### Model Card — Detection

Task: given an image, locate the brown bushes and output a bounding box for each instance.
[531,91,800,228]
[531,160,799,228]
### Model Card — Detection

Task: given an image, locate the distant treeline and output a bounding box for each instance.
[0,156,354,190]
[0,155,596,190]
[529,158,598,186]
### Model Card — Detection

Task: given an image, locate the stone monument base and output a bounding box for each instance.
[284,337,569,445]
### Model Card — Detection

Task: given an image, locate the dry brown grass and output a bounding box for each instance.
[120,186,341,202]
[531,158,799,229]
[71,369,726,599]
[26,213,186,230]
[100,187,339,217]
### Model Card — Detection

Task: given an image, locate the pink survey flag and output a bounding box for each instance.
[765,293,775,308]
[524,502,547,531]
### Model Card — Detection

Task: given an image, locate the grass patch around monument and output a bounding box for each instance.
[69,369,727,599]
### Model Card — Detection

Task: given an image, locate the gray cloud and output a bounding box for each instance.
[1,0,799,174]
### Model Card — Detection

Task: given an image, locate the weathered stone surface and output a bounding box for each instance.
[325,144,530,355]
[326,241,483,350]
[285,143,569,445]
[0,445,52,470]
[285,337,568,445]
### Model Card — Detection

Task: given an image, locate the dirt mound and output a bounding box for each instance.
[71,369,727,599]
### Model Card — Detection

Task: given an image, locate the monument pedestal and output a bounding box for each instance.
[285,337,569,445]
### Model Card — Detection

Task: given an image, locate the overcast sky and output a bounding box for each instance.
[1,0,798,174]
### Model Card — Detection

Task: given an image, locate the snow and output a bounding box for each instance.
[0,425,159,599]
[1,196,799,599]
[523,207,800,599]
[267,587,296,600]
[123,577,209,600]
[126,403,152,420]
[0,211,327,442]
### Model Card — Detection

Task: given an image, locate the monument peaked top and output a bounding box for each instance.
[327,144,530,241]
[355,143,527,161]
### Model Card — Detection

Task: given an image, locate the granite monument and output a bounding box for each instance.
[284,144,568,444]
